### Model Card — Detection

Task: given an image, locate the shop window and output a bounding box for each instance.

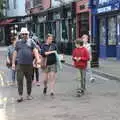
[108,17,116,45]
[117,15,120,44]
[79,12,89,37]
[39,23,44,42]
[99,19,106,45]
[13,0,16,9]
[7,0,10,9]
[62,20,68,42]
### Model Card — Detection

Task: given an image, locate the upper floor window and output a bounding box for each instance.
[33,0,42,7]
[7,0,10,9]
[13,0,17,9]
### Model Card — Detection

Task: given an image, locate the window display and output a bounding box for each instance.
[108,17,116,45]
[99,19,106,45]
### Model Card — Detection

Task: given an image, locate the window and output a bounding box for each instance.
[108,17,116,45]
[99,19,106,45]
[7,0,10,9]
[33,0,42,7]
[13,0,17,9]
[79,12,89,37]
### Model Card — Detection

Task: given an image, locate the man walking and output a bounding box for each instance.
[12,27,40,102]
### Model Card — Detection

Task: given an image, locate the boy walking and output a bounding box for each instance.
[72,39,90,96]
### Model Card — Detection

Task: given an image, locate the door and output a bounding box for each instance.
[107,16,117,57]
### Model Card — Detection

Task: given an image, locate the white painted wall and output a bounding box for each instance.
[7,0,26,17]
[51,0,74,7]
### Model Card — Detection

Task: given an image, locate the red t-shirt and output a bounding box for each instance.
[72,47,90,69]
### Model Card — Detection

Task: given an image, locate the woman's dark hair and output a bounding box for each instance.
[11,36,16,41]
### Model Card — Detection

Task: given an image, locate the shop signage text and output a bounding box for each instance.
[97,3,120,13]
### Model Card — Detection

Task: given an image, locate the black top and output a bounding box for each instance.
[41,43,57,65]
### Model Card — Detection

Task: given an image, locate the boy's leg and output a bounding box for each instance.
[81,69,86,90]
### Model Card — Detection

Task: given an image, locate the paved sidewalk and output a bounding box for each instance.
[64,55,120,80]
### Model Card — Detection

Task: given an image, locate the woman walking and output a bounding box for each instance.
[41,34,57,96]
[6,36,17,85]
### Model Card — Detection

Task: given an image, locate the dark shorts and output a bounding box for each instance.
[42,64,57,73]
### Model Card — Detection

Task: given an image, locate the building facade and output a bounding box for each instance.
[90,0,120,59]
[7,0,26,17]
[76,0,91,38]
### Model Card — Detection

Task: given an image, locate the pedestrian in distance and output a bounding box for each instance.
[12,27,41,102]
[41,34,58,96]
[31,34,41,86]
[72,39,90,97]
[82,34,95,83]
[6,36,17,85]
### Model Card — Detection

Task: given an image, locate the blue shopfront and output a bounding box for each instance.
[91,0,120,59]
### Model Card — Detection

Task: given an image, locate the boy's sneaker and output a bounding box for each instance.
[27,95,33,100]
[89,77,95,83]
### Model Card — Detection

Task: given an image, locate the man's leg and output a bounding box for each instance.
[24,65,33,99]
[16,65,24,102]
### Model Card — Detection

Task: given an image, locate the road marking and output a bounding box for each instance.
[0,97,8,104]
[0,71,5,86]
[93,74,109,81]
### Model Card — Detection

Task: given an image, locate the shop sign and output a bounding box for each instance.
[53,13,60,20]
[99,0,110,5]
[38,16,46,23]
[21,16,32,22]
[97,3,120,13]
[97,6,111,13]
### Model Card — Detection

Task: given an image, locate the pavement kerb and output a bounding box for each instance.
[64,62,120,81]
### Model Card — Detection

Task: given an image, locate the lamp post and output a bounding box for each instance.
[89,0,99,67]
[10,24,18,37]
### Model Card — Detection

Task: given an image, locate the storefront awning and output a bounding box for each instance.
[0,18,16,26]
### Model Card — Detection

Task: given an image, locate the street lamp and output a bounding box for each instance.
[10,24,18,37]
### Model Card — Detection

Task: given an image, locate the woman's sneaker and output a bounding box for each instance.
[36,81,40,86]
[43,87,47,95]
[27,95,33,100]
[17,96,23,103]
[50,92,54,96]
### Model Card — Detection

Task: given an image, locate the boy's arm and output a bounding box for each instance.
[80,49,90,61]
[72,49,77,61]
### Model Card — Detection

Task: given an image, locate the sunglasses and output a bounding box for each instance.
[22,33,28,35]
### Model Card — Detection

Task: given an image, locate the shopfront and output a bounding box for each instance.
[92,0,120,59]
[76,0,91,38]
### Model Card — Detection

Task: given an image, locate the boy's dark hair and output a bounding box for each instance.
[75,39,84,46]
